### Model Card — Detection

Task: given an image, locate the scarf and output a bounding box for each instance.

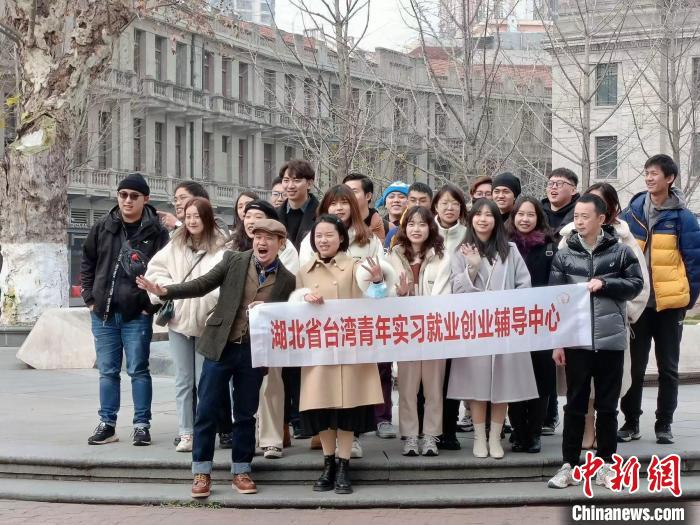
[512,230,546,258]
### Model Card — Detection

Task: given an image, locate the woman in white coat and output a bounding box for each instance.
[557,183,650,449]
[448,198,538,459]
[387,206,452,457]
[144,197,228,452]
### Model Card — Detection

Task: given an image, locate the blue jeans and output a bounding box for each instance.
[192,341,263,476]
[91,312,153,428]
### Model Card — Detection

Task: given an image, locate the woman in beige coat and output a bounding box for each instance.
[387,206,452,457]
[557,183,650,449]
[289,214,393,495]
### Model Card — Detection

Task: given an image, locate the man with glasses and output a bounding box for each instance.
[542,168,580,238]
[81,173,169,446]
[269,176,287,209]
[540,168,579,436]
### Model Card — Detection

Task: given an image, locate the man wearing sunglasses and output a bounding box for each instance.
[81,172,169,447]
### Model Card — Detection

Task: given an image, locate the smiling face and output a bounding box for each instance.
[435,193,461,227]
[405,212,430,247]
[243,209,268,238]
[327,198,352,226]
[514,201,538,234]
[184,204,204,238]
[282,170,312,206]
[173,187,194,221]
[386,191,408,220]
[313,221,342,258]
[118,190,148,222]
[270,183,286,208]
[471,204,496,240]
[236,195,255,221]
[492,186,515,214]
[644,164,674,199]
[253,231,284,267]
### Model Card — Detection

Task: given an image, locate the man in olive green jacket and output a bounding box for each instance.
[138,219,295,498]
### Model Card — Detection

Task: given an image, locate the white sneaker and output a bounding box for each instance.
[548,463,581,489]
[351,436,363,458]
[595,463,614,489]
[421,435,439,456]
[457,414,474,432]
[175,434,192,452]
[402,435,419,456]
[263,446,283,459]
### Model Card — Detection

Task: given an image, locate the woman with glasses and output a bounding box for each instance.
[144,197,229,452]
[469,176,493,204]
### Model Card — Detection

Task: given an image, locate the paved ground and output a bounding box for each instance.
[4,499,693,525]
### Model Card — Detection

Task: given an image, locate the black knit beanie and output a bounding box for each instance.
[492,172,521,198]
[117,173,150,196]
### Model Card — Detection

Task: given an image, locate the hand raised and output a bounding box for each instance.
[135,275,168,297]
[361,256,384,284]
[395,271,410,296]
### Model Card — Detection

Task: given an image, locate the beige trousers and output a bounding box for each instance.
[257,367,285,449]
[398,359,446,437]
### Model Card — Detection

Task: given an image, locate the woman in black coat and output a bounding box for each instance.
[506,196,557,453]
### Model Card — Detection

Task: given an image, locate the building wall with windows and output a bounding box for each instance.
[549,2,700,211]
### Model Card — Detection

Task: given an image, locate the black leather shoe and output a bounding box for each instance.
[527,436,541,453]
[511,440,528,452]
[335,458,352,494]
[436,433,461,450]
[313,454,336,492]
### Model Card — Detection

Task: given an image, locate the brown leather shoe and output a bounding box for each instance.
[310,434,322,450]
[283,425,291,448]
[191,473,211,498]
[232,473,258,494]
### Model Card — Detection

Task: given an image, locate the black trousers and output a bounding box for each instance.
[562,349,623,466]
[509,350,555,445]
[282,366,301,425]
[620,307,684,426]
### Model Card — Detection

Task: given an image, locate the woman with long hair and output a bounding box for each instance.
[388,206,451,456]
[558,183,650,449]
[291,214,394,494]
[144,197,230,452]
[299,184,384,267]
[506,196,557,453]
[448,198,538,459]
[230,191,258,250]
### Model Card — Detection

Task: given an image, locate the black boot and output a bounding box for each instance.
[527,435,541,453]
[335,458,353,494]
[313,454,336,492]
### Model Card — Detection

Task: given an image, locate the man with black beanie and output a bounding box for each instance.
[81,173,169,446]
[492,172,521,221]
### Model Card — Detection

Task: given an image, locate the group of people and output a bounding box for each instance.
[80,154,700,498]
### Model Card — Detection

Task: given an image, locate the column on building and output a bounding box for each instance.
[144,30,156,80]
[119,102,134,171]
[252,131,264,188]
[192,118,203,179]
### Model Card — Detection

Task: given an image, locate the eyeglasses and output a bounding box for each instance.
[118,191,143,201]
[437,200,460,209]
[271,191,287,199]
[546,180,575,189]
[473,191,492,198]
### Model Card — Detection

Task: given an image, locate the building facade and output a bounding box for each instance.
[549,0,700,212]
[1,8,553,292]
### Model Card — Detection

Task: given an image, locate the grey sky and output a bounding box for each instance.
[273,0,421,52]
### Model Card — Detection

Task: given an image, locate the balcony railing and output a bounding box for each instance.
[69,168,269,209]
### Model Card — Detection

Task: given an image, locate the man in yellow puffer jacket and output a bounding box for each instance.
[619,154,700,445]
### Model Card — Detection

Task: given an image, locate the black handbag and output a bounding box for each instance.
[155,253,205,327]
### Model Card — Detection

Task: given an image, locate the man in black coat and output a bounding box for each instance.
[81,173,169,447]
[276,158,318,439]
[547,194,643,490]
[138,219,296,498]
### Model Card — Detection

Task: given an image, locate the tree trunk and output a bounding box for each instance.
[0,123,70,324]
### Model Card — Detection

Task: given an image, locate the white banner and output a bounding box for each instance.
[250,284,592,367]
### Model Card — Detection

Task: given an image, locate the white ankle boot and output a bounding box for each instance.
[472,423,488,458]
[489,421,504,459]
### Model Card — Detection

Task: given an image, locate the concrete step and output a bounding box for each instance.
[1,437,698,485]
[0,476,697,508]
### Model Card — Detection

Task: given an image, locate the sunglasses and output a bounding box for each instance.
[118,191,144,201]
